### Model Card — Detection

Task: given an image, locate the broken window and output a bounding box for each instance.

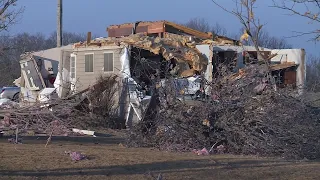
[213,51,238,76]
[70,56,76,78]
[272,67,297,88]
[104,53,114,72]
[85,54,93,72]
[243,51,271,64]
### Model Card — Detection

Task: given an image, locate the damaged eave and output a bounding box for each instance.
[212,35,242,46]
[163,21,212,39]
[107,20,213,40]
[270,62,298,71]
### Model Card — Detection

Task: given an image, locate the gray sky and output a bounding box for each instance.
[9,0,319,57]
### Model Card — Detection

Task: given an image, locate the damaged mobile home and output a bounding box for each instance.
[16,20,306,127]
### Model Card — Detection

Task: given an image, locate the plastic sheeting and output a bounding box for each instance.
[38,88,57,103]
[54,68,70,98]
[120,47,131,78]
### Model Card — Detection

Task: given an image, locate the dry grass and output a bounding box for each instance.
[0,137,320,180]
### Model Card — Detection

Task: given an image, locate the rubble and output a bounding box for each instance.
[0,20,313,161]
[0,98,19,109]
[74,33,208,77]
[0,75,120,136]
[1,46,315,160]
[127,63,320,160]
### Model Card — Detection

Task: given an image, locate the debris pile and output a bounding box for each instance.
[127,63,320,160]
[0,99,76,136]
[0,98,19,109]
[74,33,208,77]
[0,75,121,135]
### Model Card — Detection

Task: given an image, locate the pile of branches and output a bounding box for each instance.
[0,75,122,135]
[80,75,123,129]
[127,64,320,160]
[0,99,79,135]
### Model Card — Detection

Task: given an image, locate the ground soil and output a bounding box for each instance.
[0,135,320,180]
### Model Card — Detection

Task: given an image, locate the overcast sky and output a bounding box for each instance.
[8,0,319,57]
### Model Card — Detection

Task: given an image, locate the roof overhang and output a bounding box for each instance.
[270,62,298,71]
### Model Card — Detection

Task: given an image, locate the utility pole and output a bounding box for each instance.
[57,0,62,47]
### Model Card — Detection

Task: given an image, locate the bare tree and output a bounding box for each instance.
[240,27,292,49]
[0,0,23,56]
[184,18,211,33]
[210,1,278,63]
[258,30,292,49]
[183,17,228,37]
[210,0,280,91]
[272,0,320,41]
[306,55,320,91]
[45,31,86,48]
[0,32,87,86]
[0,0,23,32]
[211,22,228,36]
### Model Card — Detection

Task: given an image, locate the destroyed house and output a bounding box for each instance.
[16,20,306,127]
[55,21,243,127]
[67,21,241,93]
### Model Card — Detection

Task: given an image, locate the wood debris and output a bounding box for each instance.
[74,33,208,76]
[127,63,320,160]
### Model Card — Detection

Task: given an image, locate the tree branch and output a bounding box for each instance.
[0,0,23,32]
[271,0,320,41]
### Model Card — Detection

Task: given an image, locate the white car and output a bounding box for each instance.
[0,86,20,101]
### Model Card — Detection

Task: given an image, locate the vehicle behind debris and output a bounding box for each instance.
[0,86,20,101]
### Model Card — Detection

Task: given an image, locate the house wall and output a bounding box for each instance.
[212,45,247,71]
[56,50,72,97]
[72,46,123,91]
[209,46,306,94]
[271,49,306,94]
[32,45,73,77]
[72,46,128,128]
[196,45,211,82]
[197,45,247,76]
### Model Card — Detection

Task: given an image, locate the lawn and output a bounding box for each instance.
[0,136,320,180]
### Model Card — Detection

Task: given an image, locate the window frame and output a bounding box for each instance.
[103,52,115,73]
[70,54,76,79]
[84,53,94,73]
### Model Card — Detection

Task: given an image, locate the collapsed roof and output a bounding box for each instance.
[74,33,209,77]
[74,20,242,77]
[108,20,212,39]
[107,20,240,45]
